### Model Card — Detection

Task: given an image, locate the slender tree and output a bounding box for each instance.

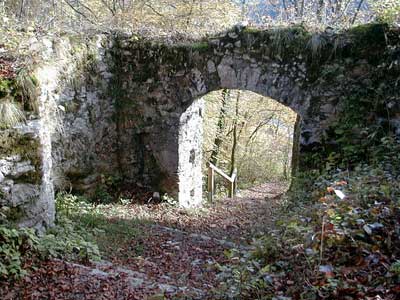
[210,89,230,166]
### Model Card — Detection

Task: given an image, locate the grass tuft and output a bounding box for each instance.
[332,35,347,56]
[270,27,295,56]
[307,33,327,60]
[16,69,39,113]
[0,98,25,128]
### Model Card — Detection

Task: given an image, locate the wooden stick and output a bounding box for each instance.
[208,166,214,202]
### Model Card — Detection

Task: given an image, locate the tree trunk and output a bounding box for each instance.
[230,92,240,176]
[18,0,25,19]
[317,0,325,24]
[210,89,229,166]
[291,114,301,178]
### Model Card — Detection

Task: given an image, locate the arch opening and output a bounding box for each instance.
[177,89,300,207]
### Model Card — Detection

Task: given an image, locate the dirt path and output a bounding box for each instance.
[126,181,287,243]
[2,182,287,300]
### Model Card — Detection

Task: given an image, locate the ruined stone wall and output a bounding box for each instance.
[112,24,400,206]
[50,37,118,194]
[2,24,400,228]
[0,120,43,229]
[178,98,204,207]
[0,35,118,230]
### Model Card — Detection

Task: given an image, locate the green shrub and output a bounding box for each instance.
[55,192,145,258]
[0,219,100,280]
[250,235,279,263]
[92,185,114,204]
[390,260,400,276]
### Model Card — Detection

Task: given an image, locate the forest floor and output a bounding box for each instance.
[1,182,288,300]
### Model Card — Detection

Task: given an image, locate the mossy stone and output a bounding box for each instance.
[0,131,42,185]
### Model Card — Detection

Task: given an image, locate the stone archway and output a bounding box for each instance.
[4,24,397,229]
[110,26,348,206]
[176,91,300,207]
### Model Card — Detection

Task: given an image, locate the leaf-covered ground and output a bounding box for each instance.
[3,174,398,300]
[0,182,288,300]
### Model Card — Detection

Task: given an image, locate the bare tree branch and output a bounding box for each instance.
[351,0,365,24]
[144,3,165,17]
[63,0,97,25]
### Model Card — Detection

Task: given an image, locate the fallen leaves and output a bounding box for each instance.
[1,182,287,300]
[0,57,15,79]
[319,265,335,278]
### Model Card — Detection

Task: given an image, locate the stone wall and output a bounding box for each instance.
[178,98,204,207]
[50,37,118,194]
[0,35,116,230]
[111,24,400,206]
[0,121,43,229]
[2,23,400,229]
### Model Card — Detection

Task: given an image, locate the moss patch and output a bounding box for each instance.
[348,23,387,44]
[4,206,25,223]
[338,23,389,64]
[1,69,39,113]
[0,78,14,98]
[242,27,262,34]
[188,41,210,52]
[0,131,42,184]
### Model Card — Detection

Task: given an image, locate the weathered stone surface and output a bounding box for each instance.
[11,184,40,207]
[11,161,35,177]
[178,98,204,207]
[0,122,43,229]
[3,24,400,228]
[108,24,400,207]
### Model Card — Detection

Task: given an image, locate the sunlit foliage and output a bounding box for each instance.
[203,90,297,188]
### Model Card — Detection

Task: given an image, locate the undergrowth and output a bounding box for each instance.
[214,139,400,299]
[0,188,149,281]
[0,194,101,281]
[55,192,146,258]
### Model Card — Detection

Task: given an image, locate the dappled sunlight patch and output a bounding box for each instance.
[121,182,288,244]
[55,193,148,259]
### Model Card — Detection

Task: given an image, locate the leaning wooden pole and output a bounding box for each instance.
[207,164,214,202]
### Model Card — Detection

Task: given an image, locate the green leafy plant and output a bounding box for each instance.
[251,235,279,263]
[162,193,177,206]
[0,226,38,279]
[0,193,103,280]
[390,260,400,276]
[92,185,114,204]
[37,216,100,262]
[55,192,144,258]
